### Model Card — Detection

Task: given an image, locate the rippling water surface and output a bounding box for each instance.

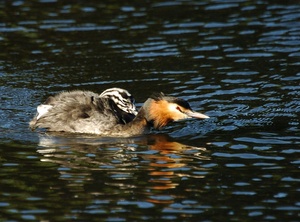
[0,0,299,221]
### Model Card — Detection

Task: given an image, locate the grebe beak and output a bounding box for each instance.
[185,110,209,119]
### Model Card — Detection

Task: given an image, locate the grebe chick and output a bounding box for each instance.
[99,87,137,118]
[30,91,209,137]
[29,88,137,133]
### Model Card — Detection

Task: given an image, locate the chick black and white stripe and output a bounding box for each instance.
[100,88,137,116]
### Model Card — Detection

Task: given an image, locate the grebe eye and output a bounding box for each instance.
[176,106,182,112]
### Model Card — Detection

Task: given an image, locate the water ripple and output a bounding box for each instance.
[1,0,300,221]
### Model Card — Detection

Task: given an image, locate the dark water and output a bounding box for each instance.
[1,0,300,221]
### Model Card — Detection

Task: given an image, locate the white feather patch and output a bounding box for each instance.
[36,105,53,120]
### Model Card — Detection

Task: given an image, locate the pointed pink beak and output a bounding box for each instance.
[185,110,209,119]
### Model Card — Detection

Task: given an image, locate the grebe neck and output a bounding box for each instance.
[113,106,150,136]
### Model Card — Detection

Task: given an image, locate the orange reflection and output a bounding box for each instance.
[141,134,209,195]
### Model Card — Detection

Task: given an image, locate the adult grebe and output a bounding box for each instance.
[30,91,209,137]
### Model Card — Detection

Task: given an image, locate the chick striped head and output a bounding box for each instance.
[100,88,138,116]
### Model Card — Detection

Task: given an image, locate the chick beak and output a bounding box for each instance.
[185,110,209,119]
[132,110,138,115]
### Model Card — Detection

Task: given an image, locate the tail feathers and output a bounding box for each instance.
[29,118,37,131]
[29,104,53,131]
[36,105,53,120]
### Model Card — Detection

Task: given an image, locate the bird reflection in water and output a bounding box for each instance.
[145,134,208,187]
[36,133,210,202]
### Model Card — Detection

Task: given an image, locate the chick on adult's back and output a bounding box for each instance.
[29,88,137,134]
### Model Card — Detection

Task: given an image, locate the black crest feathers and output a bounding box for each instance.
[150,92,165,101]
[150,92,192,110]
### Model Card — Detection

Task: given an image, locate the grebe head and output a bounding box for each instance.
[143,92,209,129]
[100,88,137,116]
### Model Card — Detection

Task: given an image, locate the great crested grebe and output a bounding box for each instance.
[30,90,209,137]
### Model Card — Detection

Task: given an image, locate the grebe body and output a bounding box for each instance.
[29,88,137,134]
[30,90,209,137]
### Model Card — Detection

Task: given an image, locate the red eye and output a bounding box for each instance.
[176,106,182,112]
